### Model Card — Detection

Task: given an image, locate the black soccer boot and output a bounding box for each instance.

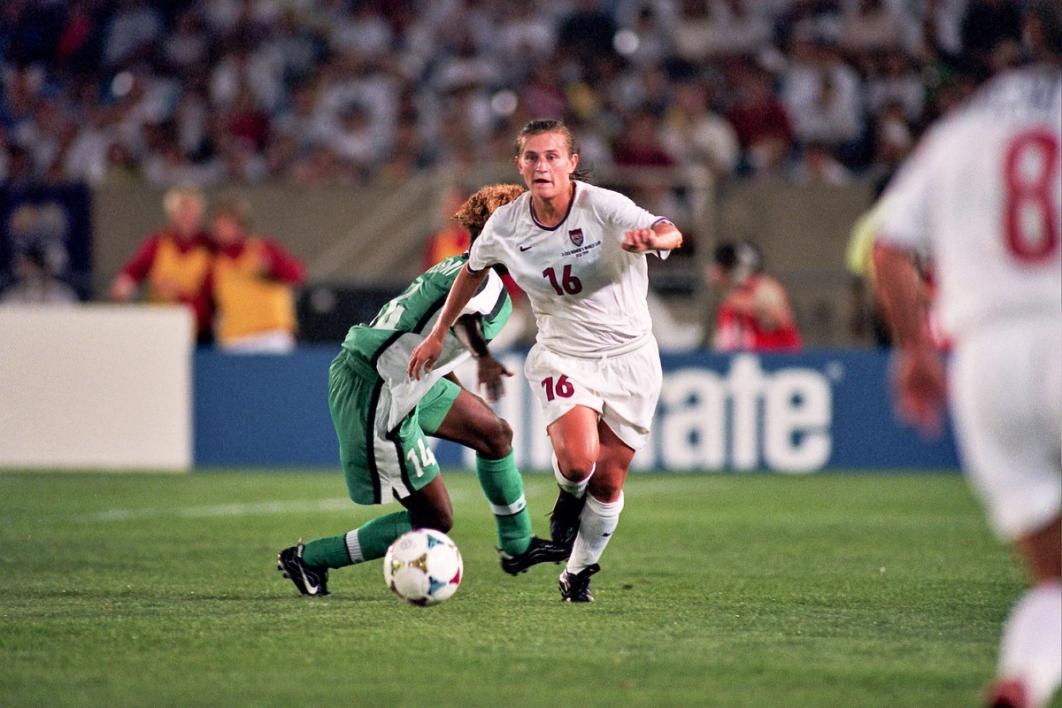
[277,543,330,597]
[549,489,586,549]
[558,563,600,603]
[499,536,571,576]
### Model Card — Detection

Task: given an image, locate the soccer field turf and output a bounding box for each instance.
[0,470,1046,707]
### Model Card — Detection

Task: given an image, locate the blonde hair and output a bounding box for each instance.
[163,185,205,217]
[453,184,526,239]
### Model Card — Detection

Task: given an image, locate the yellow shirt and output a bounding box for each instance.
[212,239,297,345]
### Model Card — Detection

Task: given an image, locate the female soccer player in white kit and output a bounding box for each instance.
[874,5,1061,705]
[410,119,683,602]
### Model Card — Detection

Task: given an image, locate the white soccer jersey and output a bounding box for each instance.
[878,66,1062,341]
[468,181,669,357]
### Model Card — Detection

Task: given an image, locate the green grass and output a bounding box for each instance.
[0,470,1041,707]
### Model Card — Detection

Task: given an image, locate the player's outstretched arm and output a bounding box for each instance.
[622,222,683,253]
[872,241,946,438]
[408,265,489,380]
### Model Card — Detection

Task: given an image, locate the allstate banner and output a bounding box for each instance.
[195,348,959,472]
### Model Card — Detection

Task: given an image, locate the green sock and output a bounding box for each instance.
[301,511,412,568]
[476,451,531,556]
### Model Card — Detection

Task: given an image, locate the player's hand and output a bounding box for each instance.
[408,332,444,380]
[477,355,513,403]
[622,228,656,253]
[891,345,947,439]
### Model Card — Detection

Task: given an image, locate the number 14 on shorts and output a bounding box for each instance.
[406,439,436,477]
[542,375,575,401]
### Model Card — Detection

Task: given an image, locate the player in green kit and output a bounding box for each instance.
[278,184,568,596]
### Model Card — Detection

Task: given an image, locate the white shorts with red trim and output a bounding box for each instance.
[523,335,662,450]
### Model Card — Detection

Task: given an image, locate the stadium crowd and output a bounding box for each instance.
[0,0,1018,189]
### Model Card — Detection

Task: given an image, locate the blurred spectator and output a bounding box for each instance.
[103,0,162,68]
[209,197,305,353]
[660,79,739,178]
[0,0,1019,189]
[708,241,801,351]
[726,65,794,175]
[782,32,864,154]
[110,185,214,343]
[839,0,911,55]
[789,141,853,185]
[613,109,672,168]
[0,243,79,306]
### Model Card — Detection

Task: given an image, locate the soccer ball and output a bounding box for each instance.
[383,529,463,606]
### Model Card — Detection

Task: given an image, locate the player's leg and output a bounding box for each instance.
[524,343,604,547]
[558,422,634,602]
[280,357,444,595]
[951,324,1062,706]
[558,338,663,602]
[990,516,1062,708]
[298,475,452,573]
[427,384,531,553]
[547,405,600,545]
[425,380,566,571]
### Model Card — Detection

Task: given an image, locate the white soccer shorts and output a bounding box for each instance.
[950,316,1062,541]
[524,335,662,450]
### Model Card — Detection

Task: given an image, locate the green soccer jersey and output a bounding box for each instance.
[340,255,511,431]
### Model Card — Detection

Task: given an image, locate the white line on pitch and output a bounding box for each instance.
[87,498,353,522]
[84,491,473,523]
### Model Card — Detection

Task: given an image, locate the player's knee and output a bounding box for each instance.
[556,454,596,482]
[479,416,513,459]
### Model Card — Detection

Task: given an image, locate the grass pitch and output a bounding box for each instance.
[0,470,1040,707]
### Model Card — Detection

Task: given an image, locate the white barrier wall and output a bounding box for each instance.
[0,305,192,471]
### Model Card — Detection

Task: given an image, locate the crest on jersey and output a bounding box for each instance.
[568,228,584,246]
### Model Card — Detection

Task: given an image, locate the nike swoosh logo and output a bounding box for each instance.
[299,565,320,594]
[519,245,533,252]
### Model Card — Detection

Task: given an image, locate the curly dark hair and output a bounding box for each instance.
[453,183,526,240]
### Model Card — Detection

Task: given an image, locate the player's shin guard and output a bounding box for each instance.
[476,451,532,556]
[552,454,591,498]
[566,492,623,575]
[301,511,412,568]
[997,579,1062,707]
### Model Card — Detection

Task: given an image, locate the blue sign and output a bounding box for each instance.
[194,348,960,472]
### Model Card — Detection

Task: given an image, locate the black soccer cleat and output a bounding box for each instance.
[558,563,600,603]
[277,543,330,597]
[499,536,571,576]
[549,489,586,549]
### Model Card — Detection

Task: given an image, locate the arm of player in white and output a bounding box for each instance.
[872,241,946,438]
[622,220,683,254]
[408,264,489,380]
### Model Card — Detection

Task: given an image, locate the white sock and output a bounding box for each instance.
[566,492,624,575]
[552,454,591,498]
[998,580,1062,707]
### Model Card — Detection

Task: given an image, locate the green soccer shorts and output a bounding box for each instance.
[328,352,460,505]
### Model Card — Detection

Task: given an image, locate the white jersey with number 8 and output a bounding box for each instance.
[878,67,1061,341]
